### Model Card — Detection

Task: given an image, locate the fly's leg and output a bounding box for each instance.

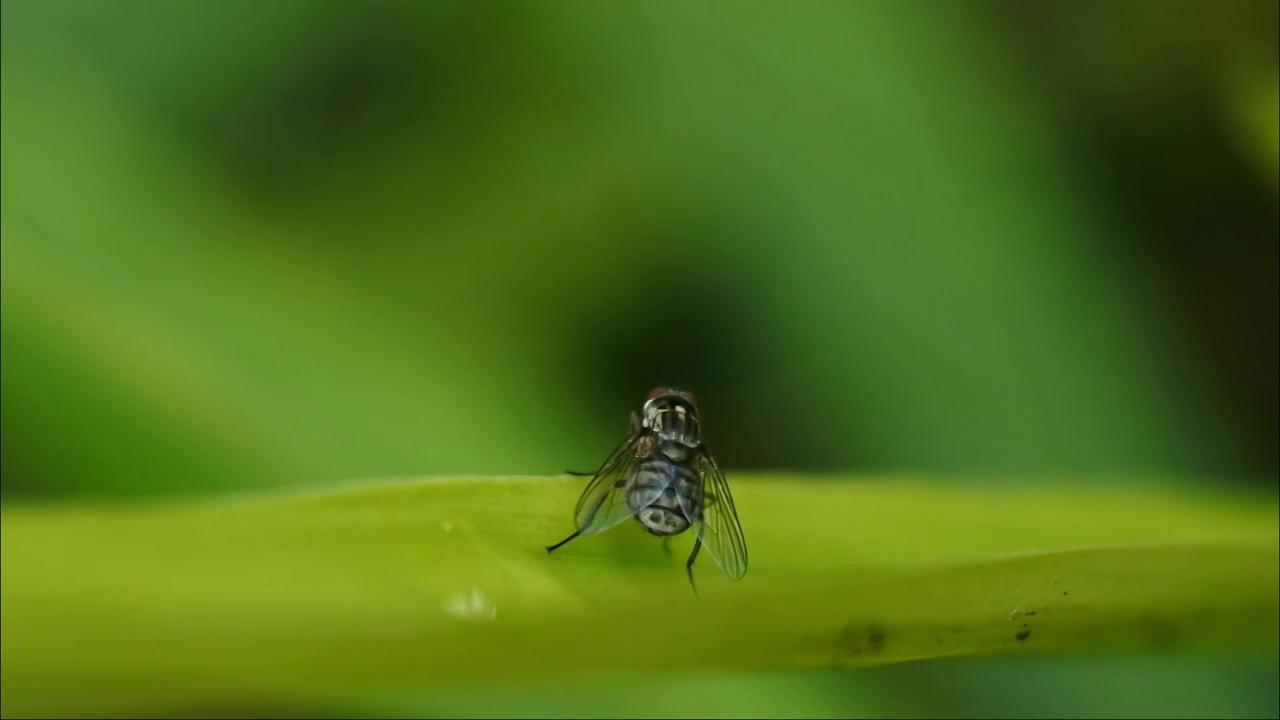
[564,470,594,477]
[548,478,627,554]
[545,530,581,554]
[663,536,673,556]
[685,536,703,598]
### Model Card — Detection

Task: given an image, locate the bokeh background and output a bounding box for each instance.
[2,0,1277,717]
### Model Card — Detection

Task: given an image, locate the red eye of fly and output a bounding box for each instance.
[645,386,672,403]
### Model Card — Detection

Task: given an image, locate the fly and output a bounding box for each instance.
[545,386,748,595]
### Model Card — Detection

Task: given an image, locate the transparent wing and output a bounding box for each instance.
[571,430,658,535]
[693,446,748,580]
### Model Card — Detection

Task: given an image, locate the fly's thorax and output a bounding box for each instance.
[640,394,701,448]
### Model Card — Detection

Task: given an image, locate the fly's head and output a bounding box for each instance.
[641,386,701,448]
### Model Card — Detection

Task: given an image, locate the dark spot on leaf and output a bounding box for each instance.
[867,624,886,652]
[837,622,888,657]
[1016,629,1031,641]
[1063,591,1069,596]
[1025,611,1037,616]
[1022,623,1028,628]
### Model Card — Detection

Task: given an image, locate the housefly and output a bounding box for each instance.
[545,387,748,595]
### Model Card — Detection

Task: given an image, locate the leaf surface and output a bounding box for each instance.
[2,475,1276,717]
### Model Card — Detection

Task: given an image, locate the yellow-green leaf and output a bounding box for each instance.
[2,475,1276,718]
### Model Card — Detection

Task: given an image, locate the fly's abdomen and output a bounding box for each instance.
[631,456,703,536]
[636,505,688,535]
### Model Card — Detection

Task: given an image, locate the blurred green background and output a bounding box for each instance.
[2,0,1277,717]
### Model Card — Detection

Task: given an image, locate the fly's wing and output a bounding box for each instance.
[571,430,660,535]
[692,445,748,581]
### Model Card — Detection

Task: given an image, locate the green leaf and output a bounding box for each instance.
[2,475,1276,717]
